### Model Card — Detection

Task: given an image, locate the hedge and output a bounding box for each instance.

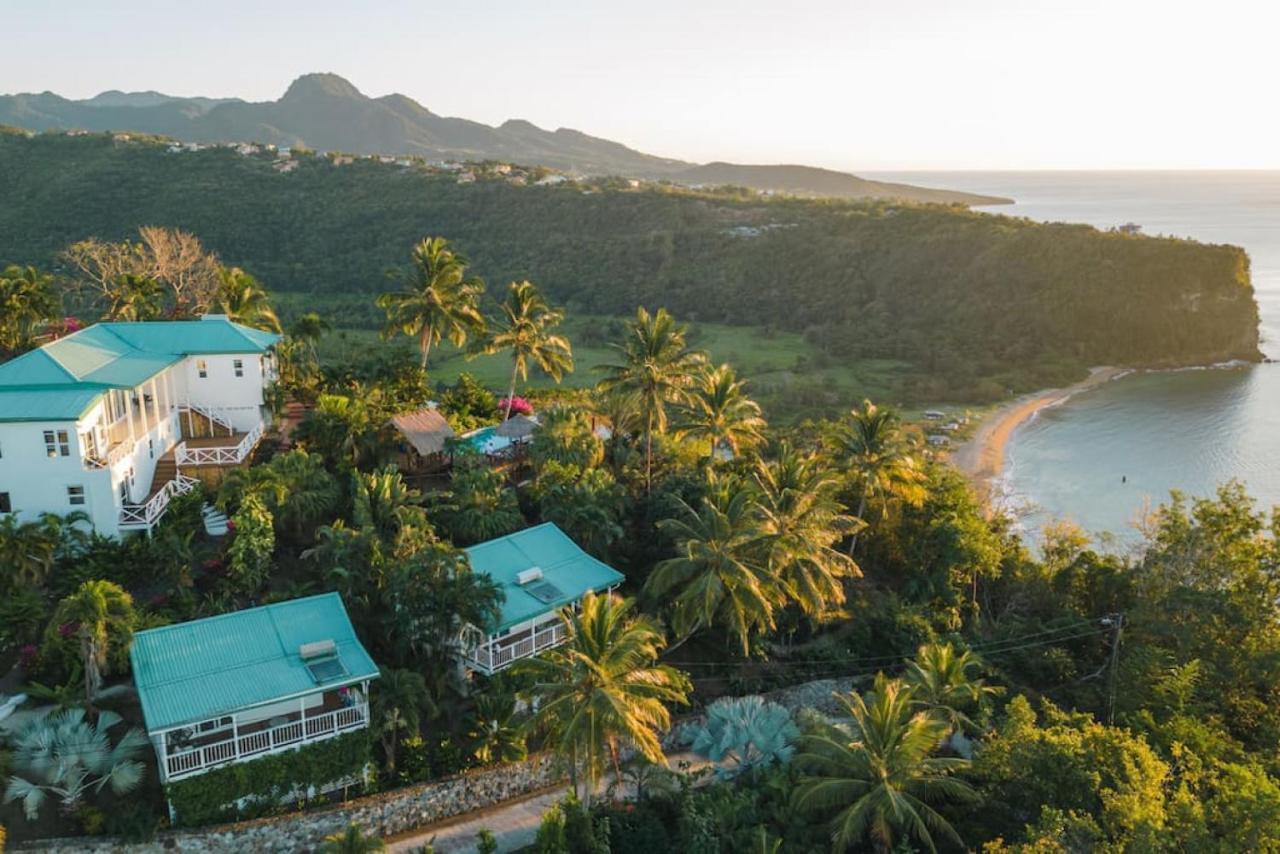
[165,730,371,827]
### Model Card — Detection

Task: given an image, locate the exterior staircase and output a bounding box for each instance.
[146,456,179,500]
[202,503,230,536]
[178,402,237,439]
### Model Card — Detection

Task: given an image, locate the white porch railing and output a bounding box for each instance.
[84,439,135,470]
[468,621,568,674]
[119,473,200,531]
[165,703,369,781]
[174,421,265,466]
[178,399,260,435]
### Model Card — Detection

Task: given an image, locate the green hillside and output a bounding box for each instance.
[0,131,1261,403]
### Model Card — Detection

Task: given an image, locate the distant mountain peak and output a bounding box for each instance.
[283,73,364,101]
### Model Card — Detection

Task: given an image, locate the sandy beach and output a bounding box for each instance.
[952,366,1130,502]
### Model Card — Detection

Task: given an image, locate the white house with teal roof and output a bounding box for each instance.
[463,523,625,674]
[129,593,379,784]
[0,316,278,537]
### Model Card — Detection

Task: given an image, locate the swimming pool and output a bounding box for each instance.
[459,426,515,455]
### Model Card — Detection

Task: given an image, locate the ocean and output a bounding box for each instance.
[871,171,1280,546]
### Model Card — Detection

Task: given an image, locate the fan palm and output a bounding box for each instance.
[517,592,690,805]
[675,363,767,460]
[49,579,136,702]
[903,642,1002,737]
[647,477,775,653]
[596,307,706,490]
[484,280,574,420]
[215,266,281,332]
[377,236,486,368]
[469,685,528,764]
[754,445,862,619]
[824,399,927,555]
[792,675,976,853]
[3,708,147,820]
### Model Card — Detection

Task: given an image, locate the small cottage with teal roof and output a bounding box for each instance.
[463,523,625,674]
[130,593,379,784]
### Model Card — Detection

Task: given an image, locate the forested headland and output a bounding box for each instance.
[0,130,1261,405]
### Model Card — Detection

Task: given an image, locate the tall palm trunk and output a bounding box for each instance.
[847,493,868,556]
[419,329,432,369]
[645,411,655,494]
[504,360,520,421]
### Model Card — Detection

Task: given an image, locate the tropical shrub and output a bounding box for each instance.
[687,695,798,778]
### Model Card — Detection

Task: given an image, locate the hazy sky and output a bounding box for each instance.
[7,0,1277,170]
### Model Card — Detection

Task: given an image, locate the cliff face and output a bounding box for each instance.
[0,133,1261,400]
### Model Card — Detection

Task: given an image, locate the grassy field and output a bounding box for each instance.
[314,315,919,421]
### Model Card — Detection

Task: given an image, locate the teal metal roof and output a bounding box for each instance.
[0,387,105,421]
[0,317,279,423]
[130,593,379,733]
[465,523,626,632]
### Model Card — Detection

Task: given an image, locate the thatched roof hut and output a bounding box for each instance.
[495,414,539,440]
[391,408,456,457]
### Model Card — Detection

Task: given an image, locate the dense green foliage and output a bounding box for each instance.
[164,731,371,827]
[0,132,1260,401]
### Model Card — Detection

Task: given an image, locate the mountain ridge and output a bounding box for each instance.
[0,73,1009,204]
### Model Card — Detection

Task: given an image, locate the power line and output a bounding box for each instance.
[666,618,1109,669]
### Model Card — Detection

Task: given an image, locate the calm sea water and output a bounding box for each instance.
[872,171,1280,544]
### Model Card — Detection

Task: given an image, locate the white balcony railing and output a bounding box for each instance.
[468,621,568,674]
[165,703,368,781]
[119,474,200,531]
[177,399,260,435]
[174,421,264,466]
[84,439,135,470]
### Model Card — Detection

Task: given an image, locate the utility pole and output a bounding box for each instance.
[1103,613,1124,726]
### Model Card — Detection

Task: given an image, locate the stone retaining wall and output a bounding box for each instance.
[17,674,856,852]
[17,753,561,853]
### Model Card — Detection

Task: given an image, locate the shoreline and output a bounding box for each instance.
[951,366,1130,504]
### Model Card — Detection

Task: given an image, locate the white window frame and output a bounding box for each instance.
[233,358,244,378]
[197,359,208,379]
[0,492,11,514]
[67,485,86,506]
[44,429,70,458]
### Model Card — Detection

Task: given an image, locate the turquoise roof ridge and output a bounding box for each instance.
[130,592,378,732]
[0,317,279,422]
[464,522,625,632]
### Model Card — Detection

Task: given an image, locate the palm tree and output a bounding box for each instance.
[675,363,767,460]
[50,580,136,702]
[596,307,706,490]
[216,266,281,332]
[903,642,1002,739]
[0,514,59,589]
[485,280,574,420]
[371,668,431,774]
[0,264,59,354]
[319,823,386,853]
[222,449,340,539]
[792,675,975,853]
[754,445,862,620]
[289,311,332,361]
[646,477,775,654]
[430,466,523,546]
[824,399,927,555]
[108,273,164,321]
[469,686,528,765]
[3,708,147,820]
[377,237,486,368]
[517,592,690,805]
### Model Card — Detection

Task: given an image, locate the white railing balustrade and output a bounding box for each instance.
[177,399,260,435]
[468,621,568,674]
[118,474,200,531]
[174,421,264,466]
[164,702,368,781]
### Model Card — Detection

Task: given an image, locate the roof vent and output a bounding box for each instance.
[516,567,544,586]
[299,639,336,660]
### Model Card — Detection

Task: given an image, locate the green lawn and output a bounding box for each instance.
[315,315,919,421]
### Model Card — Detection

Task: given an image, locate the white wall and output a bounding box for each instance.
[0,418,113,535]
[177,353,271,432]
